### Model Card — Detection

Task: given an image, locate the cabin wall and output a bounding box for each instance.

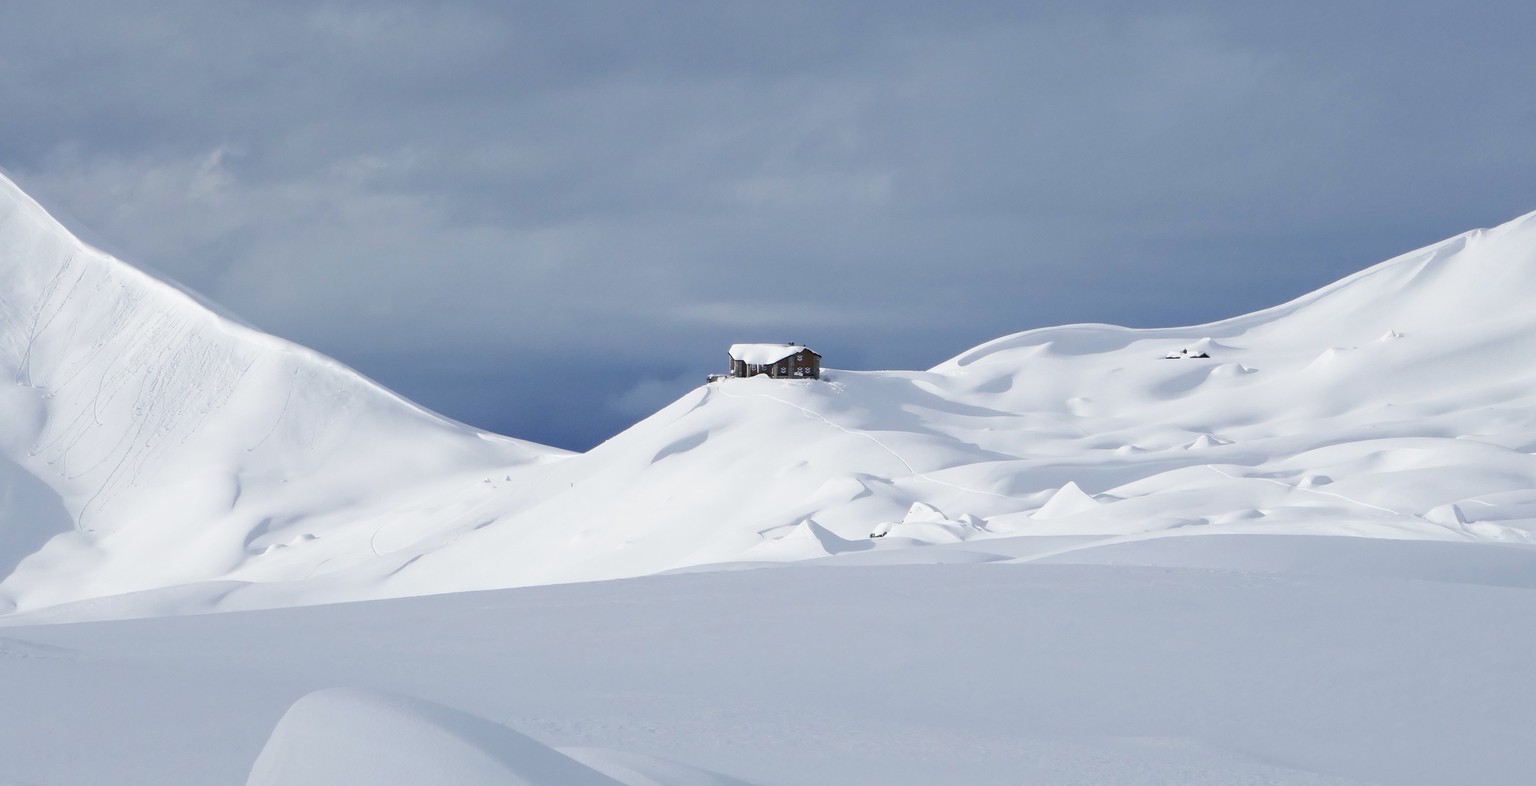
[726,349,822,379]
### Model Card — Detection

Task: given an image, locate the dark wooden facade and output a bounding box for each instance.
[727,346,822,380]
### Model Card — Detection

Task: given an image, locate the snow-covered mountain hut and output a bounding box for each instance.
[724,343,822,380]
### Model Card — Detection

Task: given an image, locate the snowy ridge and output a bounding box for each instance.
[3,165,1536,620]
[0,171,563,612]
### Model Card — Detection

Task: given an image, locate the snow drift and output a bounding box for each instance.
[3,166,1536,619]
[247,688,625,786]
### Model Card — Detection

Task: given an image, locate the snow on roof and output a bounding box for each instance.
[728,343,817,365]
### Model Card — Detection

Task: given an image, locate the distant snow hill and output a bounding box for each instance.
[4,169,1536,621]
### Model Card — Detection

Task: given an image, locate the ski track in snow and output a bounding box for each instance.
[1203,464,1408,519]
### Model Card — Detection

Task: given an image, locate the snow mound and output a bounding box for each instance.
[1032,482,1101,520]
[1425,503,1469,528]
[246,688,623,786]
[1209,362,1256,378]
[748,518,865,560]
[868,502,986,543]
[1183,434,1235,450]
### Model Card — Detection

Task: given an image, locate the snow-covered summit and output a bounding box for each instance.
[4,166,1536,620]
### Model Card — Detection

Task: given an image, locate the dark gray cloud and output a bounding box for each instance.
[4,2,1535,448]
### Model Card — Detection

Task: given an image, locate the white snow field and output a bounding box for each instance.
[5,546,1536,785]
[5,169,1536,782]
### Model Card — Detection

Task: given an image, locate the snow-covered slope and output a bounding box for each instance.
[307,207,1536,606]
[3,165,1536,619]
[0,172,564,613]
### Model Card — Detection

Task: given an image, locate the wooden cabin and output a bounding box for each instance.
[722,343,822,380]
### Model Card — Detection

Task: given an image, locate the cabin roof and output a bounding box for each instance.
[728,343,818,365]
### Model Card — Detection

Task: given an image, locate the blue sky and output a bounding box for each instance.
[4,1,1534,449]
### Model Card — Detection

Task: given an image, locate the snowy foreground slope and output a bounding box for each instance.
[4,539,1536,785]
[5,167,1536,616]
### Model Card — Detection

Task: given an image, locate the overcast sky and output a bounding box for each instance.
[3,2,1534,449]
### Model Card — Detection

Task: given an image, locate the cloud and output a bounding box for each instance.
[669,301,892,330]
[3,2,1535,449]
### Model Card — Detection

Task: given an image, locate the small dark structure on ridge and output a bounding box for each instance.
[709,343,822,382]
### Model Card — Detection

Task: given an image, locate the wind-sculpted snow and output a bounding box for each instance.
[246,688,759,786]
[247,688,629,786]
[4,165,1536,620]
